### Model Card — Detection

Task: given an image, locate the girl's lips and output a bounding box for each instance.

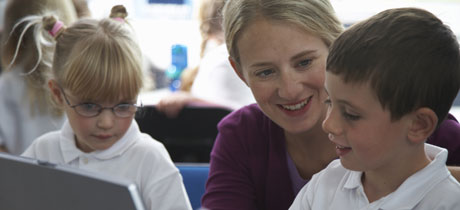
[94,134,112,140]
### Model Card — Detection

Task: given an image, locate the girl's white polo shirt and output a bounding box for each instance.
[23,120,192,210]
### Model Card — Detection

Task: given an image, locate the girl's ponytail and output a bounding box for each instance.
[43,15,66,39]
[109,5,128,22]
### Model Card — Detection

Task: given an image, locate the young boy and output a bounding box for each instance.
[290,7,460,209]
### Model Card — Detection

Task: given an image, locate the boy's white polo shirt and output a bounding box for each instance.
[22,120,192,210]
[289,144,460,210]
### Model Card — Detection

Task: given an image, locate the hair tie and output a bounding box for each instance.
[110,5,128,22]
[49,20,65,38]
[112,17,124,22]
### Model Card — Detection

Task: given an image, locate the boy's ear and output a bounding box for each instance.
[48,80,64,105]
[407,107,438,144]
[228,56,248,86]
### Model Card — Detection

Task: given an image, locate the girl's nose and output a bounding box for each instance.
[96,109,116,129]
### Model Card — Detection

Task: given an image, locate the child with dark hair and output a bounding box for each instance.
[290,7,460,209]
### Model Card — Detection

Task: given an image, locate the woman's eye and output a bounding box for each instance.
[324,99,332,107]
[297,59,312,68]
[255,69,274,78]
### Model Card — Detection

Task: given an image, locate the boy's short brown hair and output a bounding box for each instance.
[327,8,460,123]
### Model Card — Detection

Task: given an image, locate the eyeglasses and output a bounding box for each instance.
[59,86,140,118]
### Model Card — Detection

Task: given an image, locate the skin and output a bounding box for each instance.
[230,18,336,179]
[0,146,8,153]
[322,73,433,202]
[49,80,134,153]
[229,18,460,182]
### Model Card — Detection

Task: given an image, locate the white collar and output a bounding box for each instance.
[342,144,449,210]
[59,120,140,163]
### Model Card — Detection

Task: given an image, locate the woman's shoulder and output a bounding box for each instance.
[214,103,283,154]
[219,103,268,128]
[428,113,460,165]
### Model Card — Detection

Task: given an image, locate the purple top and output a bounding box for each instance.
[427,114,460,166]
[286,151,309,195]
[202,104,460,210]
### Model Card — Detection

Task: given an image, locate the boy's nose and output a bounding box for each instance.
[322,108,342,139]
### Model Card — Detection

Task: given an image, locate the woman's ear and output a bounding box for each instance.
[48,80,64,105]
[228,56,248,86]
[407,107,438,144]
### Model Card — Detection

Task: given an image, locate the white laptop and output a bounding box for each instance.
[0,152,145,210]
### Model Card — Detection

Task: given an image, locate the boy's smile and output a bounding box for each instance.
[322,72,415,174]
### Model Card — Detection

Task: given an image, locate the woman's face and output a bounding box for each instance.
[234,18,329,134]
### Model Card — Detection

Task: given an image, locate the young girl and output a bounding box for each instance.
[20,5,192,210]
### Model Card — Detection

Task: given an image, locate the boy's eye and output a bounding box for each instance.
[342,112,360,121]
[324,98,332,107]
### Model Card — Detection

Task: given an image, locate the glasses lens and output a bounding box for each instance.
[75,103,101,117]
[114,104,137,117]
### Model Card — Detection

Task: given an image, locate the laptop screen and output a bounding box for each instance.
[0,153,145,210]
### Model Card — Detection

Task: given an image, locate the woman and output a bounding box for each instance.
[201,0,460,209]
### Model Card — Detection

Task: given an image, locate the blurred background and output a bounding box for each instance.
[1,0,459,114]
[81,0,460,77]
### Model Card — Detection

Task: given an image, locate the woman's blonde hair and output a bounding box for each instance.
[1,0,77,115]
[222,0,344,64]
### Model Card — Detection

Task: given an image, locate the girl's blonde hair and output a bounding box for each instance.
[222,0,344,64]
[1,0,77,115]
[12,5,143,107]
[51,7,143,103]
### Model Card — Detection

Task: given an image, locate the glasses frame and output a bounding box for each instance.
[58,85,141,118]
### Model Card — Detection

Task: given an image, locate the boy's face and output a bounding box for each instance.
[322,72,413,172]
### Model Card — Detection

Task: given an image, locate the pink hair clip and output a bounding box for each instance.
[49,20,64,37]
[112,17,125,22]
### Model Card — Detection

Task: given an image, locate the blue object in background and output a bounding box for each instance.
[166,44,188,91]
[176,164,209,210]
[148,0,185,4]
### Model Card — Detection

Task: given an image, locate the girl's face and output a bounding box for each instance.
[234,18,329,134]
[51,82,135,153]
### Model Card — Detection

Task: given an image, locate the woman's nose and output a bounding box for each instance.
[278,69,302,100]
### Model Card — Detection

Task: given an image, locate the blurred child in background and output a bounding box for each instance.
[0,0,77,154]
